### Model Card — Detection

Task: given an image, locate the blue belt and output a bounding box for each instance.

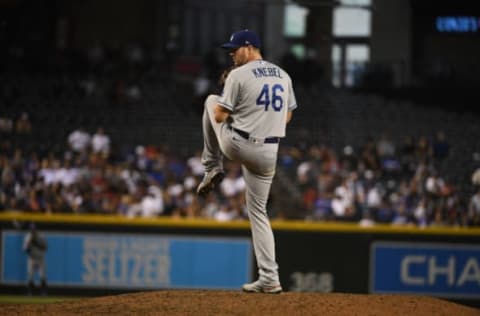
[230,127,280,144]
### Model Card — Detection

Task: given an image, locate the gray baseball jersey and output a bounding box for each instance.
[218,60,297,138]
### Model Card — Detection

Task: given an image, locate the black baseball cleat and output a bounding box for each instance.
[197,168,225,197]
[242,281,282,294]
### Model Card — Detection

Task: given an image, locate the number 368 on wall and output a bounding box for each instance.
[289,272,334,292]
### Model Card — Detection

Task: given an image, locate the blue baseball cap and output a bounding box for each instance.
[221,30,261,50]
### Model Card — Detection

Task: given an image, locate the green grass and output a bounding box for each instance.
[0,295,82,304]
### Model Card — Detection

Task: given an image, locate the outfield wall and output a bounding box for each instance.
[1,212,479,306]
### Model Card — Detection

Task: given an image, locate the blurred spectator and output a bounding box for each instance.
[27,189,44,213]
[213,204,236,222]
[191,71,211,116]
[312,193,333,220]
[201,194,221,218]
[142,184,165,217]
[339,145,358,172]
[366,182,384,220]
[360,137,380,171]
[377,132,395,158]
[416,136,432,162]
[187,151,205,178]
[194,71,211,97]
[425,171,444,208]
[127,184,164,218]
[134,145,151,171]
[297,160,314,186]
[432,131,449,161]
[55,160,79,188]
[0,115,13,133]
[91,127,111,157]
[67,127,91,154]
[413,197,428,227]
[15,112,32,135]
[220,169,245,198]
[399,136,416,177]
[469,188,480,226]
[472,168,480,186]
[212,197,245,222]
[331,178,356,220]
[38,158,55,186]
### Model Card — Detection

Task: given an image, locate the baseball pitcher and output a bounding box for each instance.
[197,29,297,294]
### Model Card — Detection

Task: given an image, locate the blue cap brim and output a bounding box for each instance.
[221,43,241,49]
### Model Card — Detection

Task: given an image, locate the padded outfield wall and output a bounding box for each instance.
[0,212,479,307]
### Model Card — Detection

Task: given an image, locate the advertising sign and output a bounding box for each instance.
[1,231,252,290]
[370,242,480,299]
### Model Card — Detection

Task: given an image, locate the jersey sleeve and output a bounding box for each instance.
[287,78,297,111]
[218,71,240,111]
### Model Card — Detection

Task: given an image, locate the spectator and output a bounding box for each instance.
[0,115,13,134]
[26,189,44,212]
[377,132,395,158]
[331,178,356,220]
[212,205,233,222]
[312,193,333,220]
[416,136,432,162]
[201,193,221,218]
[38,158,56,186]
[365,182,384,221]
[339,145,358,172]
[91,127,111,157]
[413,197,428,227]
[468,188,480,226]
[425,171,445,211]
[67,127,91,154]
[138,184,164,218]
[55,160,79,188]
[191,71,211,116]
[15,112,32,135]
[472,168,480,186]
[187,150,205,178]
[134,145,150,171]
[432,131,449,161]
[220,169,244,198]
[399,136,416,178]
[360,137,380,171]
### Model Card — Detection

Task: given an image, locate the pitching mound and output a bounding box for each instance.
[1,290,478,315]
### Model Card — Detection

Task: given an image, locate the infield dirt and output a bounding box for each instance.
[1,290,478,315]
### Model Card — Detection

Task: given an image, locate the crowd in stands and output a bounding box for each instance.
[0,121,250,222]
[279,131,480,227]
[1,43,479,227]
[1,116,480,227]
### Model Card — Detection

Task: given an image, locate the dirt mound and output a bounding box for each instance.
[1,290,478,316]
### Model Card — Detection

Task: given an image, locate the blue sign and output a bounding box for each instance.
[436,16,480,33]
[1,231,252,289]
[370,242,480,298]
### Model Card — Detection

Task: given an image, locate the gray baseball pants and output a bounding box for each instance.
[201,94,280,285]
[27,257,46,282]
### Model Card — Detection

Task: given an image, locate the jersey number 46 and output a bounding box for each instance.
[256,84,284,112]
